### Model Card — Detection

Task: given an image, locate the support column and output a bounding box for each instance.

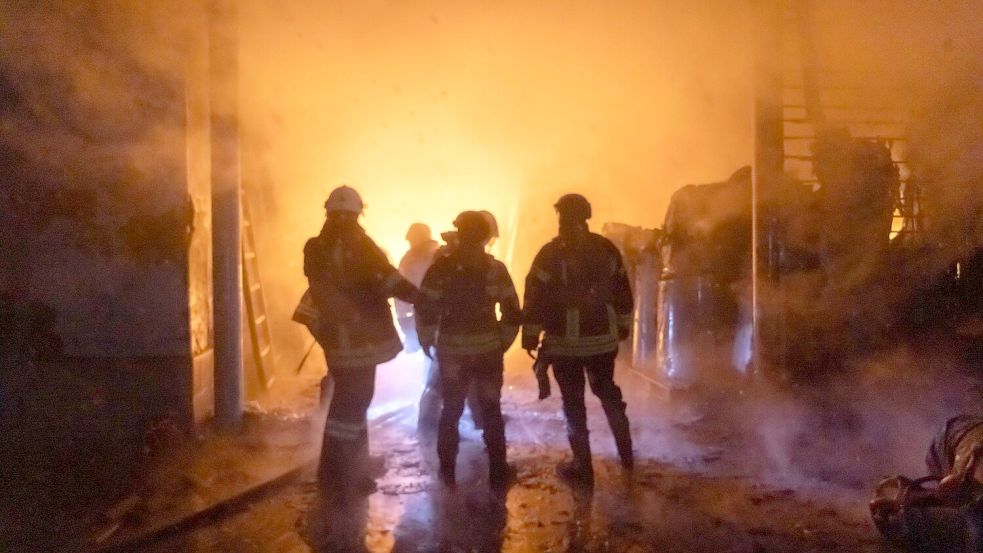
[210,0,243,429]
[751,0,785,375]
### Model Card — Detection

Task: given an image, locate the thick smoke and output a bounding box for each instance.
[747,1,983,485]
[3,0,983,490]
[1,1,205,355]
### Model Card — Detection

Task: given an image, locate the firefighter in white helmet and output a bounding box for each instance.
[396,223,439,352]
[303,185,418,503]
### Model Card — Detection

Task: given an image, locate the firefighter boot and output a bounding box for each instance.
[600,392,634,471]
[354,429,380,495]
[612,423,634,471]
[319,439,357,505]
[487,438,514,491]
[437,436,458,488]
[438,463,456,488]
[558,432,594,486]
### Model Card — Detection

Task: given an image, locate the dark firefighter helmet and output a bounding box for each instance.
[554,193,592,221]
[453,210,491,245]
[477,210,499,239]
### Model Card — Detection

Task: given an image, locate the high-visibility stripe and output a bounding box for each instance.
[565,308,580,340]
[545,332,617,348]
[292,290,319,325]
[324,418,366,441]
[544,342,618,357]
[437,331,503,356]
[325,338,402,368]
[331,243,344,268]
[606,304,618,336]
[420,287,442,300]
[617,313,633,328]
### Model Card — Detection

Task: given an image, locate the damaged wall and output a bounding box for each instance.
[0,1,214,424]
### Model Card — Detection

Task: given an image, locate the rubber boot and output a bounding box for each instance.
[558,432,594,486]
[487,437,513,491]
[437,428,459,488]
[439,463,456,488]
[319,440,356,505]
[354,429,380,495]
[613,426,634,471]
[489,460,516,491]
[602,397,634,471]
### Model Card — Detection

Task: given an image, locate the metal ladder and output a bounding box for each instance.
[241,188,275,390]
[780,0,923,236]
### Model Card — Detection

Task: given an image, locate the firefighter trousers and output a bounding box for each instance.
[318,363,376,497]
[552,352,633,468]
[436,352,506,476]
[419,356,486,432]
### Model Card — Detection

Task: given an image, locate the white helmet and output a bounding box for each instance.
[324,185,364,214]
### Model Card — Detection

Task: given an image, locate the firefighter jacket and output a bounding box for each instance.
[522,231,633,358]
[304,222,417,368]
[415,245,521,358]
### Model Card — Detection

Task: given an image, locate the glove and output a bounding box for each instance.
[521,333,539,352]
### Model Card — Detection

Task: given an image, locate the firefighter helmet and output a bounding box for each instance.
[405,222,432,246]
[478,210,499,239]
[554,193,591,221]
[453,211,491,245]
[324,185,364,214]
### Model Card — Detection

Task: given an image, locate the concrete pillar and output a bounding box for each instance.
[209,0,243,429]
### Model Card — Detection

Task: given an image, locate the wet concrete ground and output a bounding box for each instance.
[131,352,893,553]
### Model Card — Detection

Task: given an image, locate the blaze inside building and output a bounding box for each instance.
[2,1,983,552]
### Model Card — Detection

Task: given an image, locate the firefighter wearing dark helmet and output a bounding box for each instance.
[303,185,418,503]
[522,193,634,484]
[415,211,521,489]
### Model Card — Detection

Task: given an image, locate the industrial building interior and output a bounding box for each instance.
[2,1,983,552]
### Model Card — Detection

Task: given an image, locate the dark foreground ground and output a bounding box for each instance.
[131,354,902,553]
[11,344,972,552]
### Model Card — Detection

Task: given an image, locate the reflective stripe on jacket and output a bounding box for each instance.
[304,221,417,369]
[523,231,633,358]
[415,246,521,358]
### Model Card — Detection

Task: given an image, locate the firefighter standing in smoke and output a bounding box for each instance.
[395,223,439,352]
[303,185,418,501]
[416,212,500,431]
[523,194,635,484]
[415,211,521,488]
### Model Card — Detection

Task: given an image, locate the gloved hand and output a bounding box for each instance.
[521,333,539,352]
